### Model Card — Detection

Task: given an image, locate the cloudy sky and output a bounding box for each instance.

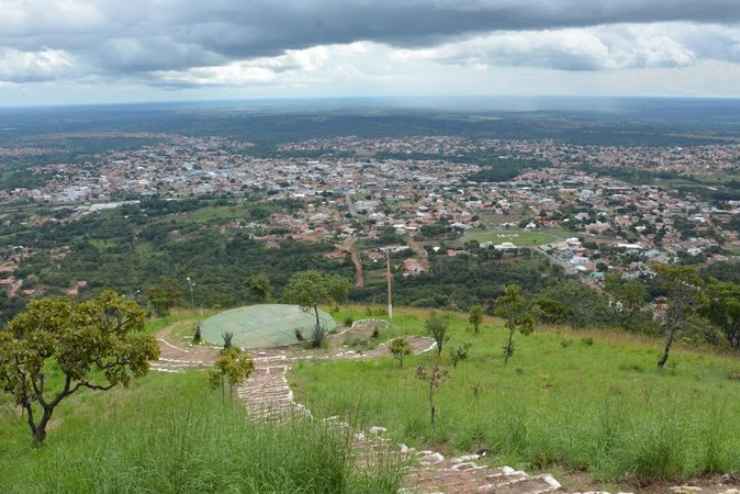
[2,0,740,106]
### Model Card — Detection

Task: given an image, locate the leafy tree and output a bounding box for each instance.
[389,337,411,368]
[283,271,349,348]
[604,274,648,330]
[533,296,569,324]
[416,364,448,431]
[209,347,254,403]
[0,291,159,444]
[327,274,352,311]
[247,273,273,303]
[700,280,740,349]
[537,281,611,328]
[468,304,483,334]
[425,312,449,356]
[145,277,183,316]
[654,265,705,368]
[495,284,534,365]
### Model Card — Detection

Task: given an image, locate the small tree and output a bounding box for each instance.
[327,275,352,311]
[605,273,648,330]
[449,342,471,368]
[389,337,411,368]
[425,312,449,356]
[209,347,254,403]
[655,265,704,368]
[222,331,235,349]
[701,280,740,349]
[0,291,159,445]
[495,284,534,365]
[145,277,183,316]
[416,364,448,431]
[468,304,483,334]
[247,273,273,303]
[283,271,348,348]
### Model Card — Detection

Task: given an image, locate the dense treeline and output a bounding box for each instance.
[467,157,549,182]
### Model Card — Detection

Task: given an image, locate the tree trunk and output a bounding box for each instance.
[31,409,52,446]
[312,305,323,348]
[32,427,47,446]
[730,324,739,349]
[428,382,436,431]
[657,326,676,368]
[504,326,515,365]
[730,332,739,350]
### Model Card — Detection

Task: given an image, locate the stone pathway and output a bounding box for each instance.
[151,325,739,494]
[235,338,568,494]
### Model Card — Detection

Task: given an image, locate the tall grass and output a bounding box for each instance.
[294,307,740,483]
[0,373,403,494]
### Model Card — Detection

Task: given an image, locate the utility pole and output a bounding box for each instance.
[186,276,199,315]
[385,249,393,320]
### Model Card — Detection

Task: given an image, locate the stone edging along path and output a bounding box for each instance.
[151,325,738,494]
[235,337,567,494]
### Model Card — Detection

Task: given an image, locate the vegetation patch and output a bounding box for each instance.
[291,307,740,484]
[0,372,403,494]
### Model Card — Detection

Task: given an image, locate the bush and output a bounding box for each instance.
[344,316,354,327]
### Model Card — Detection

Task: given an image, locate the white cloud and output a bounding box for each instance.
[394,25,698,71]
[0,47,75,82]
[150,45,333,87]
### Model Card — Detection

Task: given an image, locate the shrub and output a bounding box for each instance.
[449,343,471,367]
[193,322,202,344]
[389,338,411,368]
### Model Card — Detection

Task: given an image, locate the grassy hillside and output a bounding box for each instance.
[292,306,740,484]
[0,371,402,494]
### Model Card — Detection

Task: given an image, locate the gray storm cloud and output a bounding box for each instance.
[1,0,740,83]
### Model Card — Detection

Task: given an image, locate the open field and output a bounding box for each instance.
[0,371,402,494]
[461,227,570,246]
[291,306,740,485]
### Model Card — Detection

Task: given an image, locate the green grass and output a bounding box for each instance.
[461,227,569,246]
[0,372,402,494]
[143,308,215,336]
[292,307,740,484]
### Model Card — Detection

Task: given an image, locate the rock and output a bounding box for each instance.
[452,454,480,462]
[670,486,703,494]
[420,452,445,465]
[369,426,387,435]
